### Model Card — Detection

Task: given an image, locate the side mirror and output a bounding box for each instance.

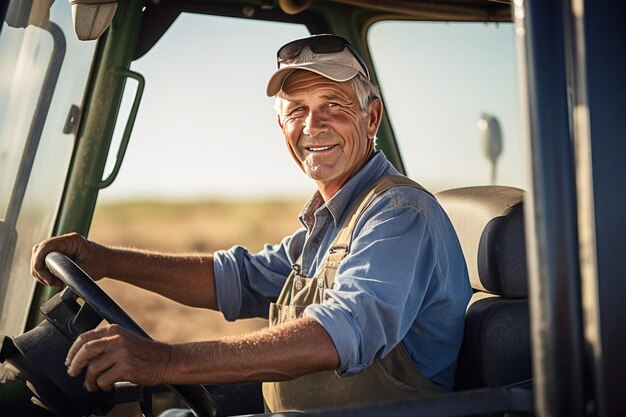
[478,113,503,184]
[68,0,118,40]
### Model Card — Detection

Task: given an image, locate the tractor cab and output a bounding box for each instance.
[0,0,624,416]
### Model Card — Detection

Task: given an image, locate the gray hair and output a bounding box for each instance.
[274,73,381,117]
[350,73,381,111]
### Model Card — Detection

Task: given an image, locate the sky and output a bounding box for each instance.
[92,13,524,202]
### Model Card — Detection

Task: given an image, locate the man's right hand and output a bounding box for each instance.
[31,232,110,289]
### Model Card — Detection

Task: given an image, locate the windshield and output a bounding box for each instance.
[0,0,97,337]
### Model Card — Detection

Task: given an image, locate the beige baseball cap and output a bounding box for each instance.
[266,34,370,97]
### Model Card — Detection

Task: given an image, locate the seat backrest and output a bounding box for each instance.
[436,186,531,390]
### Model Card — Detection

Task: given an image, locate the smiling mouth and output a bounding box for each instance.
[306,145,336,152]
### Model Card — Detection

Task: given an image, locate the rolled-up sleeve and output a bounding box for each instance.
[304,194,441,376]
[213,228,306,320]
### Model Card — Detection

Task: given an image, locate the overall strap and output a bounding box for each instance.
[324,176,431,282]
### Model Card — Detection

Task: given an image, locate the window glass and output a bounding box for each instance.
[368,21,525,192]
[0,0,97,336]
[100,14,314,202]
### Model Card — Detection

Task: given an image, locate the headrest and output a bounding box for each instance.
[436,186,527,299]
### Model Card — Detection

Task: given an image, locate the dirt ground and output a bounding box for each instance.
[88,198,305,416]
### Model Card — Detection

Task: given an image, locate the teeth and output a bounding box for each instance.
[308,145,333,152]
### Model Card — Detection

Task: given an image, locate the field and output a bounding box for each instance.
[88,198,305,415]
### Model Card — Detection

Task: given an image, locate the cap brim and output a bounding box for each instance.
[266,63,360,96]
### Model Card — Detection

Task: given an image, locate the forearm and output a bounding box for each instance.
[165,317,340,384]
[106,247,217,309]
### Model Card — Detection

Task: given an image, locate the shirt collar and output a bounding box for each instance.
[299,151,395,229]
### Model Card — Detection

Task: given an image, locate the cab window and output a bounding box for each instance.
[368,21,525,192]
[0,0,97,336]
[101,13,313,203]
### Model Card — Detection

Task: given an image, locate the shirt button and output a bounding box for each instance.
[311,239,319,247]
[317,278,325,288]
[295,279,303,291]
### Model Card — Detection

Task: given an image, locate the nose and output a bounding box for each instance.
[303,110,327,137]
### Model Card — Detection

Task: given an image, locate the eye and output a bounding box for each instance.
[289,106,306,116]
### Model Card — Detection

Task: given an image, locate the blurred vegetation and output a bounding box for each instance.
[91,199,306,253]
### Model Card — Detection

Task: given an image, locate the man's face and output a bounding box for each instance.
[277,71,382,199]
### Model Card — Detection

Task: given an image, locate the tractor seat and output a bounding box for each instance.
[436,186,531,390]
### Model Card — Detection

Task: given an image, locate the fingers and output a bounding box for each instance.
[65,325,171,392]
[67,325,125,391]
[30,232,84,288]
[81,352,116,391]
[31,240,64,289]
[66,327,110,376]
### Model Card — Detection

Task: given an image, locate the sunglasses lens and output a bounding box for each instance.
[278,40,306,62]
[276,35,369,79]
[278,36,347,62]
[308,36,346,55]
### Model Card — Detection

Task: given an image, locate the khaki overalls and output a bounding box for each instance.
[263,176,445,412]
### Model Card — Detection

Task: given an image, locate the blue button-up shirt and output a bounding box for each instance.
[213,151,471,390]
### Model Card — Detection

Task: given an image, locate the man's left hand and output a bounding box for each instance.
[65,324,172,392]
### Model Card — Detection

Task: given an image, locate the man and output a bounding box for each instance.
[31,34,471,412]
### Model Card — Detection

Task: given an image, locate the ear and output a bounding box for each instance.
[275,97,286,129]
[366,98,383,140]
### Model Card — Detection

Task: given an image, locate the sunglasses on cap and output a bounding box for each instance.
[276,34,371,80]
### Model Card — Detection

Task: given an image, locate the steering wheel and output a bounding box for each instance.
[7,251,217,417]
